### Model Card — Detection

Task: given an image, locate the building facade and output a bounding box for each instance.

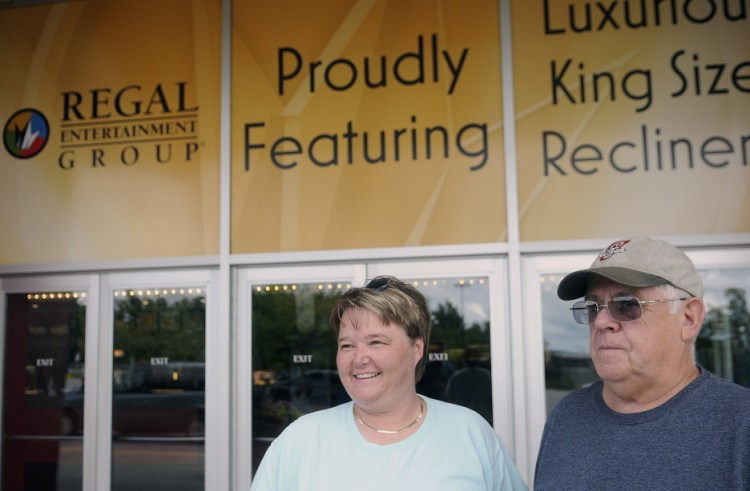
[1,0,748,489]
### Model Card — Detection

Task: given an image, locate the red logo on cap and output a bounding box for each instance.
[599,240,630,261]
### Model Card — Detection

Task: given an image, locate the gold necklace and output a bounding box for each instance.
[353,398,425,435]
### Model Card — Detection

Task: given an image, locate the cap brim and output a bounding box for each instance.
[557,267,669,300]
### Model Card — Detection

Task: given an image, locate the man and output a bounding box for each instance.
[445,347,493,425]
[534,237,750,490]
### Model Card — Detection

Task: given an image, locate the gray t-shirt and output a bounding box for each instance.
[534,368,750,490]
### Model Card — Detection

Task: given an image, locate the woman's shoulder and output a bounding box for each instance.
[427,396,476,414]
[425,397,493,429]
[422,397,513,463]
[277,402,351,438]
[295,401,350,423]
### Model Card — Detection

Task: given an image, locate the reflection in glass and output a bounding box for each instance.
[250,277,493,474]
[413,278,493,425]
[3,291,86,491]
[540,274,598,415]
[111,288,205,491]
[541,268,750,415]
[697,269,750,388]
[251,282,346,473]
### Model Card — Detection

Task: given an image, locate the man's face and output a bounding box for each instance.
[586,279,685,387]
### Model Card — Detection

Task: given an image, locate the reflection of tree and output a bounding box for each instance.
[431,301,488,347]
[24,297,87,398]
[252,288,343,441]
[252,289,340,374]
[697,288,750,387]
[113,295,205,362]
[69,301,86,365]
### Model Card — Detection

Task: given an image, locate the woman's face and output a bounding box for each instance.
[336,308,423,414]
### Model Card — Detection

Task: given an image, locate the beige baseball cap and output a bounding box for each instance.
[557,237,703,300]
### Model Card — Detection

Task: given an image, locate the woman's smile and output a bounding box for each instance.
[353,372,381,380]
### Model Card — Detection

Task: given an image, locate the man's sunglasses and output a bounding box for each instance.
[571,296,688,324]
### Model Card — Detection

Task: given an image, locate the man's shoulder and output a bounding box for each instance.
[699,370,750,404]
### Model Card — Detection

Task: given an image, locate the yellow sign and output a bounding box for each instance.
[0,1,221,264]
[231,0,505,253]
[513,0,750,240]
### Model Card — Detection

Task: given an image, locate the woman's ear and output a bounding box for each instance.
[413,337,425,365]
[680,297,705,342]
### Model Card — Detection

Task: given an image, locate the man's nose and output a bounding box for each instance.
[591,305,621,331]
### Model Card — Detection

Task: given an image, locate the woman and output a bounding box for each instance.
[251,276,527,490]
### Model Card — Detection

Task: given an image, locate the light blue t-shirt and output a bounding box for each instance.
[251,396,527,491]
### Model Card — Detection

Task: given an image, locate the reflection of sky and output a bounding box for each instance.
[412,278,489,328]
[542,268,750,358]
[700,269,750,312]
[542,275,589,356]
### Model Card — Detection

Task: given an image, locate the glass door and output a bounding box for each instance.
[238,258,511,489]
[100,270,218,491]
[2,275,94,491]
[235,263,364,489]
[531,248,750,415]
[2,269,219,491]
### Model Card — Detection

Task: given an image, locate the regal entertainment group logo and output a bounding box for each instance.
[3,108,49,159]
[3,82,201,170]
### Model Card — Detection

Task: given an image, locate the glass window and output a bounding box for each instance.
[110,287,206,491]
[2,291,86,491]
[542,267,750,414]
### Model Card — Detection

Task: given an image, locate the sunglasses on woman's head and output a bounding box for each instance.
[341,278,390,299]
[365,278,390,291]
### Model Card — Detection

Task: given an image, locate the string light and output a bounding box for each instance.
[19,278,488,304]
[111,288,206,298]
[20,279,489,301]
[26,291,86,301]
[249,278,486,293]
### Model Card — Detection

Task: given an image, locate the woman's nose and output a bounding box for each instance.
[353,346,371,365]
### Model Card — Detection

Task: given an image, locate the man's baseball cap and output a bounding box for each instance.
[557,237,703,300]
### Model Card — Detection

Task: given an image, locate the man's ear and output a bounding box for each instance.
[680,297,705,342]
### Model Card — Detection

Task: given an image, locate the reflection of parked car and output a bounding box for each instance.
[252,369,349,472]
[62,362,205,437]
[268,369,349,412]
[253,369,348,434]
